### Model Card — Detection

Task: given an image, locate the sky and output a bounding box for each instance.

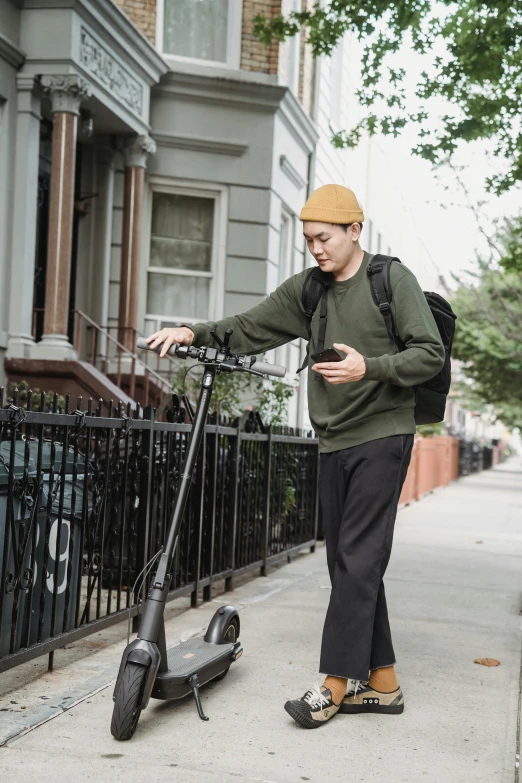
[378,131,522,284]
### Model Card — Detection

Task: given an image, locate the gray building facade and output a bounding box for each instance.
[0,0,321,426]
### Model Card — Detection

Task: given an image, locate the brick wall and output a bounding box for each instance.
[114,0,157,45]
[241,0,280,74]
[115,0,314,114]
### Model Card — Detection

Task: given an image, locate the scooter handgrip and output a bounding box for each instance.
[136,337,180,356]
[251,359,286,378]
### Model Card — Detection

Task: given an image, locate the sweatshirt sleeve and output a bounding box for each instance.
[187,273,310,355]
[363,267,445,387]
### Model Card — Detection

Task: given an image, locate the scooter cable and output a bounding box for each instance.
[178,361,205,400]
[179,360,263,401]
[127,548,163,645]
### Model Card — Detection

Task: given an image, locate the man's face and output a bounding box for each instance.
[303,221,360,274]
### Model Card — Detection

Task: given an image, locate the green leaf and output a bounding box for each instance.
[254,0,522,194]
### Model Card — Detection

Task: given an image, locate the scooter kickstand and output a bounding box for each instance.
[189,674,209,721]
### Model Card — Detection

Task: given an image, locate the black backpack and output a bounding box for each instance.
[300,254,457,425]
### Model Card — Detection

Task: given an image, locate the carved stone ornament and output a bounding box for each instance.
[41,75,92,115]
[120,135,157,168]
[79,28,143,116]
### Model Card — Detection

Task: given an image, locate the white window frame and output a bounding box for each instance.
[329,38,344,132]
[278,210,294,285]
[156,0,243,70]
[287,0,301,95]
[276,209,299,370]
[140,178,228,333]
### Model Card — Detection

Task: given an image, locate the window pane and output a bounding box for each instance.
[329,40,344,130]
[278,216,290,284]
[151,193,214,272]
[147,273,210,319]
[163,0,228,63]
[150,238,212,271]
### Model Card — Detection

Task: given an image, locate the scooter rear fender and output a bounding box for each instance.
[204,605,240,644]
[113,639,161,710]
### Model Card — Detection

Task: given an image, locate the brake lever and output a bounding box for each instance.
[210,327,225,350]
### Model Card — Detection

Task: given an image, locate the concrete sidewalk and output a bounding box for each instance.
[0,458,520,783]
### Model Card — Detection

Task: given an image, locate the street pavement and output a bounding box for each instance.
[0,458,520,783]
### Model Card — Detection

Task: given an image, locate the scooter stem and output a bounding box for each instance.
[153,366,217,590]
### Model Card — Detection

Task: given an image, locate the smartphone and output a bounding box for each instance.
[311,346,343,363]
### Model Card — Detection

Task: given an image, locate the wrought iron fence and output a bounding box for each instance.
[0,387,319,674]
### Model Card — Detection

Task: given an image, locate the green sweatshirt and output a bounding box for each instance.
[189,252,445,452]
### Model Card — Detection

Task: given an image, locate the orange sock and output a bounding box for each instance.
[369,666,399,693]
[323,676,348,705]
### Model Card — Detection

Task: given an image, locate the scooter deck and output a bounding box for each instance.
[151,638,236,701]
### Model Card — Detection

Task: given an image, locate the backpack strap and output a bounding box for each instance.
[311,285,330,381]
[298,268,332,374]
[316,285,329,355]
[301,267,327,320]
[367,254,405,351]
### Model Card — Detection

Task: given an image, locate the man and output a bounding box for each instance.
[146,184,445,729]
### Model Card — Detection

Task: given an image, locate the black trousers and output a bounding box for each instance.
[319,434,414,681]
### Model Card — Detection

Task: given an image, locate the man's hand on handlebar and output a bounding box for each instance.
[146,327,195,358]
[140,330,286,379]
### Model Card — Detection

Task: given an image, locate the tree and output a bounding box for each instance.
[171,364,298,426]
[254,1,522,194]
[450,216,522,428]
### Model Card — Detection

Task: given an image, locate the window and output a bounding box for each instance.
[159,0,242,68]
[279,212,292,284]
[287,0,301,95]
[276,211,300,374]
[329,39,344,131]
[146,192,218,329]
[276,209,301,427]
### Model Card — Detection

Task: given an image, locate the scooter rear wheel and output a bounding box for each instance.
[213,617,239,682]
[111,662,147,741]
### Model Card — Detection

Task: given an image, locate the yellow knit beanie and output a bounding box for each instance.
[299,184,364,224]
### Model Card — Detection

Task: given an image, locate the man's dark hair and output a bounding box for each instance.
[338,222,363,233]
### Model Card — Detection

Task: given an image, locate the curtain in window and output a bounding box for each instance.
[148,193,214,321]
[163,0,228,63]
[150,193,213,272]
[147,273,210,319]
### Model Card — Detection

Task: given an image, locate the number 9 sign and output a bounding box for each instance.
[33,518,71,596]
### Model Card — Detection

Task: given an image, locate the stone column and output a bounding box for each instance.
[118,135,156,352]
[33,75,91,360]
[6,75,42,359]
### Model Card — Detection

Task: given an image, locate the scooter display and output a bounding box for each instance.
[110,329,286,741]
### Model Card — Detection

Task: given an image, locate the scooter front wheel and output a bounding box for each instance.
[111,662,147,741]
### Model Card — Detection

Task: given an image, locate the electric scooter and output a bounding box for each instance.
[110,329,286,741]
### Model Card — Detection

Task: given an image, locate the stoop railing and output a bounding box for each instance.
[32,308,178,407]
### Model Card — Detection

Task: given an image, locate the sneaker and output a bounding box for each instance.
[340,683,404,715]
[284,683,341,729]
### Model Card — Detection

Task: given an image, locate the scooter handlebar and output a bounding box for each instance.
[250,359,286,379]
[136,336,180,356]
[137,337,286,378]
